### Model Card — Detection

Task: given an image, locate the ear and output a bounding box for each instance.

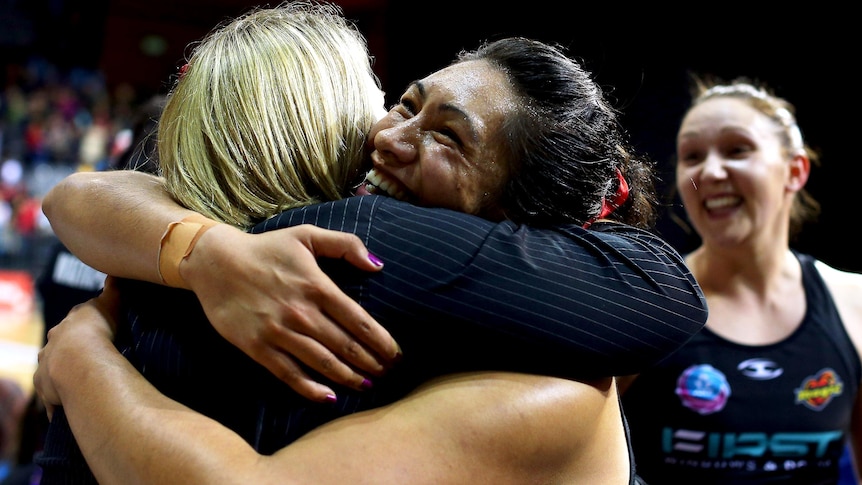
[786,152,810,192]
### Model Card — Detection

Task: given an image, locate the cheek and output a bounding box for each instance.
[421,165,480,211]
[676,167,702,205]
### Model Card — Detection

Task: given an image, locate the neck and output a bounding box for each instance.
[687,243,796,295]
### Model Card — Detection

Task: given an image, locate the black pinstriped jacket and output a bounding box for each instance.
[38,194,707,483]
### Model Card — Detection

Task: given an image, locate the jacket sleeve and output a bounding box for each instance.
[256,195,708,378]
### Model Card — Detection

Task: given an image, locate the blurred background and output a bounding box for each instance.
[0,0,855,353]
[0,0,854,478]
[0,0,855,278]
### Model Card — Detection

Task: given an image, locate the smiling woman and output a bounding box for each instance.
[357,63,513,219]
[620,77,862,485]
[34,5,705,483]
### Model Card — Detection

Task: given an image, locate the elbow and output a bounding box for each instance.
[43,171,110,226]
[42,177,70,226]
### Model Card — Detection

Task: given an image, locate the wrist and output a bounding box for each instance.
[178,223,244,293]
[49,309,112,394]
[158,214,220,289]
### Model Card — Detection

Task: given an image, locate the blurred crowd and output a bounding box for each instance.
[0,56,147,277]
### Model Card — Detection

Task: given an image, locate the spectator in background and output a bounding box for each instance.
[0,94,164,485]
[0,56,143,274]
[619,77,862,484]
[0,378,26,484]
[38,92,163,346]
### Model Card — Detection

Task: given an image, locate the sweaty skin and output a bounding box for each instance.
[360,61,511,219]
[38,47,706,484]
[36,279,629,485]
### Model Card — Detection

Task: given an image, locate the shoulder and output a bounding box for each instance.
[813,258,862,300]
[278,372,627,485]
[590,221,681,250]
[813,258,862,353]
[589,222,694,272]
[256,196,494,232]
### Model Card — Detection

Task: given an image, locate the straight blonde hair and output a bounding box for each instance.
[158,1,385,228]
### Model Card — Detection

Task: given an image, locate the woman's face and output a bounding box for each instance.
[357,59,515,219]
[675,97,798,248]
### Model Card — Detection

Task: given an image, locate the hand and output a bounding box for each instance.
[34,276,122,420]
[183,224,401,402]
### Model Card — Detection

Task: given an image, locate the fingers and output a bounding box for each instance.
[294,225,400,362]
[194,223,402,402]
[297,225,385,273]
[253,305,387,391]
[34,340,57,421]
[255,349,340,403]
[320,283,402,363]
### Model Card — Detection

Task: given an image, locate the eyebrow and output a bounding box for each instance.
[410,80,479,144]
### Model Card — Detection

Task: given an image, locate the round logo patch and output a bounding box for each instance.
[676,364,731,415]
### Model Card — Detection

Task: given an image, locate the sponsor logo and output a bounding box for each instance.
[795,368,843,411]
[662,427,843,459]
[675,364,730,415]
[737,358,783,380]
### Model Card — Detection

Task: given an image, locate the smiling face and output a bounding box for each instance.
[357,59,516,219]
[675,97,801,248]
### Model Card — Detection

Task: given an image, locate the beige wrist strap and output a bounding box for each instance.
[158,213,219,289]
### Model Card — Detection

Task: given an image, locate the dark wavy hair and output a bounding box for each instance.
[457,37,657,229]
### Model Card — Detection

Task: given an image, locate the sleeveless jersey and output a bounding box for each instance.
[622,252,861,484]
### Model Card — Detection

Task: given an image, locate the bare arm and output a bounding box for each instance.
[35,291,627,485]
[42,170,183,282]
[42,171,400,401]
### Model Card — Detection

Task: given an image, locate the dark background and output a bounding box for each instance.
[2,0,856,271]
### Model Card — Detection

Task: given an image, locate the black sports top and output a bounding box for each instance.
[623,251,860,484]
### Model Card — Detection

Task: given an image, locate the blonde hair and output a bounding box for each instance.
[158,1,385,228]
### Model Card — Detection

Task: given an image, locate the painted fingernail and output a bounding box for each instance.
[361,378,374,390]
[368,252,383,267]
[324,394,337,403]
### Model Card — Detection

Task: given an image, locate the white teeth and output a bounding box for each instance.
[364,169,407,201]
[704,196,741,210]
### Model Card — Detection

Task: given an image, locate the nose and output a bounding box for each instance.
[371,117,420,167]
[699,151,728,181]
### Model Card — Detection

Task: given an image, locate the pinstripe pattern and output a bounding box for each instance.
[38,195,707,482]
[256,195,707,376]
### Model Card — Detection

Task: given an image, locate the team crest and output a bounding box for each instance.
[795,368,843,411]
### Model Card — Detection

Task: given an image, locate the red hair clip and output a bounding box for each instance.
[583,168,629,229]
[179,63,190,78]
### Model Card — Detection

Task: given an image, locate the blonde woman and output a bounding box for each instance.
[37,6,707,482]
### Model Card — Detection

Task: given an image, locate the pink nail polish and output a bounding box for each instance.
[361,378,373,390]
[368,253,383,267]
[324,394,337,403]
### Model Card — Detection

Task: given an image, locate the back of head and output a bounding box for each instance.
[688,75,820,237]
[457,37,657,229]
[159,1,385,228]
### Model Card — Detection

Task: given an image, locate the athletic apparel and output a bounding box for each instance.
[38,195,707,484]
[36,242,106,334]
[623,252,860,484]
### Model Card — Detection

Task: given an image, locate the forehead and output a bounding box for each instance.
[419,60,518,120]
[680,97,775,140]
